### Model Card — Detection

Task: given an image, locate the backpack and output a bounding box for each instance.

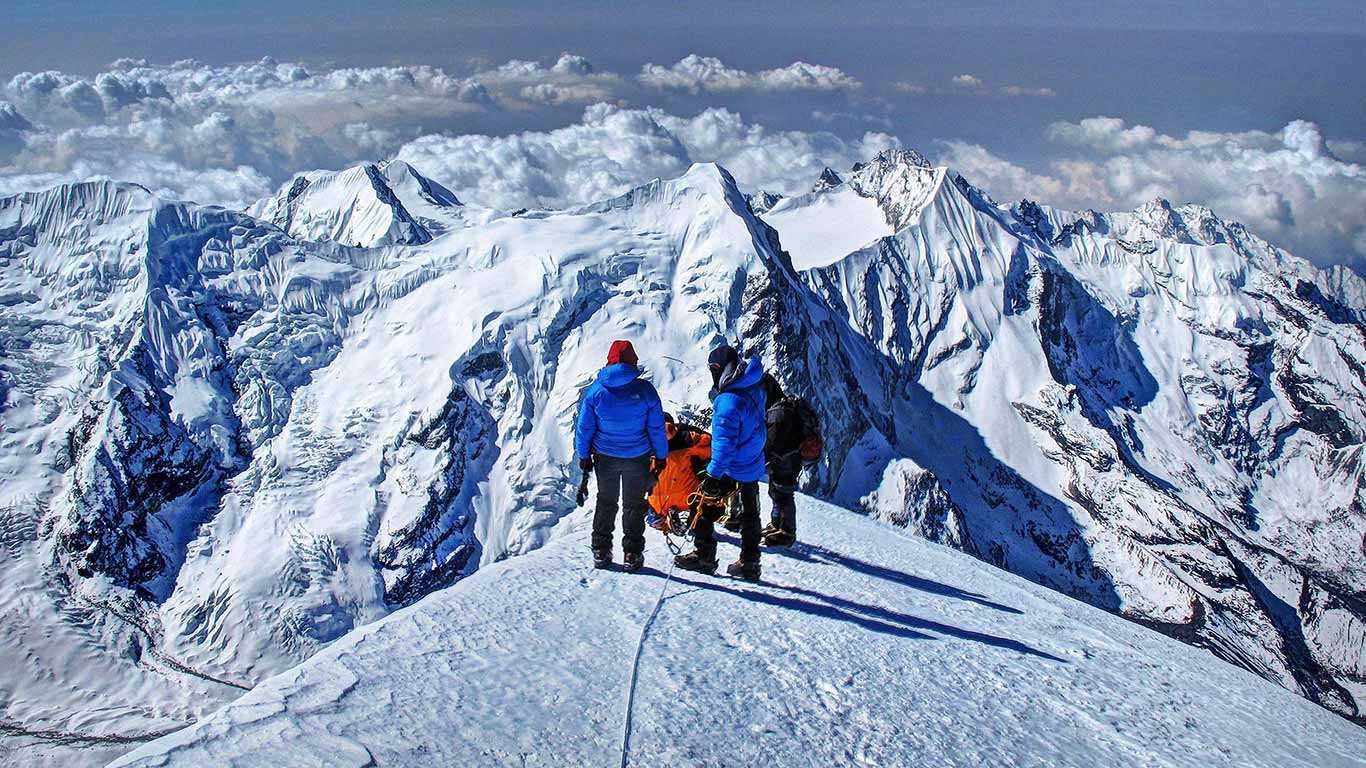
[768,395,823,462]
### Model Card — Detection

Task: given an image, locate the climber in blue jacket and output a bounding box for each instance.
[575,339,669,572]
[674,344,768,581]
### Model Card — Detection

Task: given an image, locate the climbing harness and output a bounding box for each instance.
[653,510,689,556]
[651,487,737,555]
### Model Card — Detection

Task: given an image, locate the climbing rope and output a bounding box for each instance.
[618,557,677,768]
[619,487,736,765]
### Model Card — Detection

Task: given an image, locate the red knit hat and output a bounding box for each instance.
[607,339,638,366]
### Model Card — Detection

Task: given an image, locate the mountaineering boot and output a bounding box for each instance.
[721,513,743,533]
[760,522,782,537]
[763,528,796,547]
[674,550,719,575]
[592,548,613,570]
[623,552,645,573]
[727,560,761,582]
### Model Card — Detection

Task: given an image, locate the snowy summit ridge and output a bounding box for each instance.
[2,144,1366,763]
[112,498,1366,768]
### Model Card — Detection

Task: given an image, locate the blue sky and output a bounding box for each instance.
[2,1,1364,265]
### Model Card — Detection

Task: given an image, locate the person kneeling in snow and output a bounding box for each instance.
[645,413,712,536]
[574,340,669,573]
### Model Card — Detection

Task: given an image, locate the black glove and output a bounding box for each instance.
[649,457,665,478]
[698,471,735,498]
[579,456,594,473]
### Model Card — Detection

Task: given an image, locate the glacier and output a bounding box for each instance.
[1,147,1365,762]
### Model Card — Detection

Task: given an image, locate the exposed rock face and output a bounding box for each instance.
[810,167,843,193]
[745,189,784,214]
[860,459,973,552]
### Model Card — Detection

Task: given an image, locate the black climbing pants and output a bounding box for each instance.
[592,453,652,556]
[767,453,801,534]
[693,480,762,563]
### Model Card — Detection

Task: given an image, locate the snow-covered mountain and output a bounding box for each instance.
[109,497,1366,768]
[765,148,1366,724]
[760,149,939,269]
[2,146,1365,761]
[247,160,464,247]
[0,164,884,762]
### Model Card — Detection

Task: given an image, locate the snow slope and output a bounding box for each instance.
[761,186,892,270]
[759,150,941,270]
[111,496,1366,768]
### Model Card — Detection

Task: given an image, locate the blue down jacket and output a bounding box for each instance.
[707,357,768,482]
[575,364,668,460]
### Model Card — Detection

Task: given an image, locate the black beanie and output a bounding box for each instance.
[708,344,738,370]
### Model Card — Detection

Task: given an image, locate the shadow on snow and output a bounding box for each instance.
[642,564,1064,663]
[772,541,1025,616]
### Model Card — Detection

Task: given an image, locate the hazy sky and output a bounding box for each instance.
[2,1,1364,265]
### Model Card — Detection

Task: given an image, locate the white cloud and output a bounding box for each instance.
[4,55,870,210]
[947,75,1054,98]
[943,118,1366,265]
[1046,116,1157,151]
[395,104,897,211]
[473,53,623,106]
[891,81,927,94]
[0,101,31,131]
[938,141,1069,201]
[1000,85,1056,97]
[0,158,272,209]
[0,101,31,162]
[1329,139,1366,164]
[811,110,894,130]
[638,55,861,93]
[0,55,627,207]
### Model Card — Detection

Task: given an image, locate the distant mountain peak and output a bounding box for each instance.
[851,148,933,175]
[0,100,32,132]
[845,148,943,230]
[1125,197,1237,247]
[746,189,784,214]
[248,160,466,247]
[811,167,843,193]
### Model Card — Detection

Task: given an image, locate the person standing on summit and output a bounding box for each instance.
[675,344,769,581]
[575,340,669,573]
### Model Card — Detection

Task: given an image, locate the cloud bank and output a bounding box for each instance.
[638,55,862,94]
[0,54,865,209]
[0,55,1362,267]
[942,117,1366,264]
[0,57,500,206]
[395,103,897,210]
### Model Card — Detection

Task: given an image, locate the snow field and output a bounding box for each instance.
[113,496,1366,768]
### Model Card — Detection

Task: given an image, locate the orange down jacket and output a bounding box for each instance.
[648,427,712,516]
